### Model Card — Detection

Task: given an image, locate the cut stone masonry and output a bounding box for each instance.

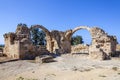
[3,25,117,60]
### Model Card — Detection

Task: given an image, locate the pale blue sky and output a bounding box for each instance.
[0,0,120,44]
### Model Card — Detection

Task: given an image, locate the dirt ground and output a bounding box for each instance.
[0,54,120,80]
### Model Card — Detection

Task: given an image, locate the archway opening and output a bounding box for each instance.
[30,25,51,55]
[71,29,92,54]
[30,28,46,46]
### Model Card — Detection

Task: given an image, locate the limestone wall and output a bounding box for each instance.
[71,44,89,53]
[3,33,20,58]
[3,25,50,59]
[89,27,117,60]
[50,30,71,53]
[66,26,117,60]
[0,48,3,57]
[3,24,117,60]
[116,44,120,51]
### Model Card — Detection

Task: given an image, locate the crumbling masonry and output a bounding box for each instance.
[3,25,117,60]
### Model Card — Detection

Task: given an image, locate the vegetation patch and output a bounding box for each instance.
[118,72,120,75]
[84,68,92,72]
[16,76,38,80]
[99,75,107,77]
[112,67,118,71]
[16,77,24,80]
[0,44,4,48]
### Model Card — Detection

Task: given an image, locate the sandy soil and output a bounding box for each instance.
[0,54,120,80]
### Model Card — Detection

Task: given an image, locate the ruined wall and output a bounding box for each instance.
[116,44,120,51]
[65,26,117,60]
[3,25,49,59]
[71,44,89,53]
[50,30,71,53]
[0,48,3,56]
[3,33,20,58]
[3,25,117,60]
[30,25,52,53]
[89,27,117,60]
[30,25,71,54]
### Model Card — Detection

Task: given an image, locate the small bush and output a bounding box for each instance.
[99,75,106,77]
[112,67,118,71]
[16,77,24,80]
[84,68,92,72]
[118,73,120,75]
[0,44,4,48]
[16,77,38,80]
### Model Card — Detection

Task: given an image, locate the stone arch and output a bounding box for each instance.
[30,25,51,36]
[70,26,92,54]
[3,24,117,60]
[64,26,91,53]
[72,26,91,35]
[65,26,91,40]
[71,26,91,43]
[30,25,52,52]
[65,26,117,60]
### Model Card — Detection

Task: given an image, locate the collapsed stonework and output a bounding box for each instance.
[71,44,89,54]
[3,25,117,60]
[65,26,117,60]
[3,25,49,59]
[31,25,72,54]
[89,27,117,60]
[116,44,120,51]
[0,48,3,57]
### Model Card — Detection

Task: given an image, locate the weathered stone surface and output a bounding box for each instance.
[3,25,50,59]
[35,55,54,63]
[35,56,42,63]
[66,26,117,60]
[3,25,117,60]
[116,44,120,51]
[0,48,3,57]
[88,27,117,60]
[71,44,89,53]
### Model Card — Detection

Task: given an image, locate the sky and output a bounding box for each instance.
[0,0,120,44]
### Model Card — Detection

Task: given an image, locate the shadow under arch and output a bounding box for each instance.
[30,25,52,52]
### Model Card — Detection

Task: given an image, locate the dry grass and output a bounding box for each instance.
[99,75,107,77]
[112,67,118,71]
[118,73,120,75]
[16,76,38,80]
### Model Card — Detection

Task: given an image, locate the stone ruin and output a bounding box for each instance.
[71,44,89,54]
[3,25,49,59]
[0,48,3,57]
[89,27,117,60]
[3,25,117,60]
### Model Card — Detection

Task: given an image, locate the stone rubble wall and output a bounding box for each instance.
[3,25,49,59]
[50,30,71,53]
[3,33,20,58]
[3,25,117,60]
[0,48,3,57]
[116,44,120,51]
[114,44,120,57]
[66,26,117,60]
[89,27,117,60]
[71,44,89,53]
